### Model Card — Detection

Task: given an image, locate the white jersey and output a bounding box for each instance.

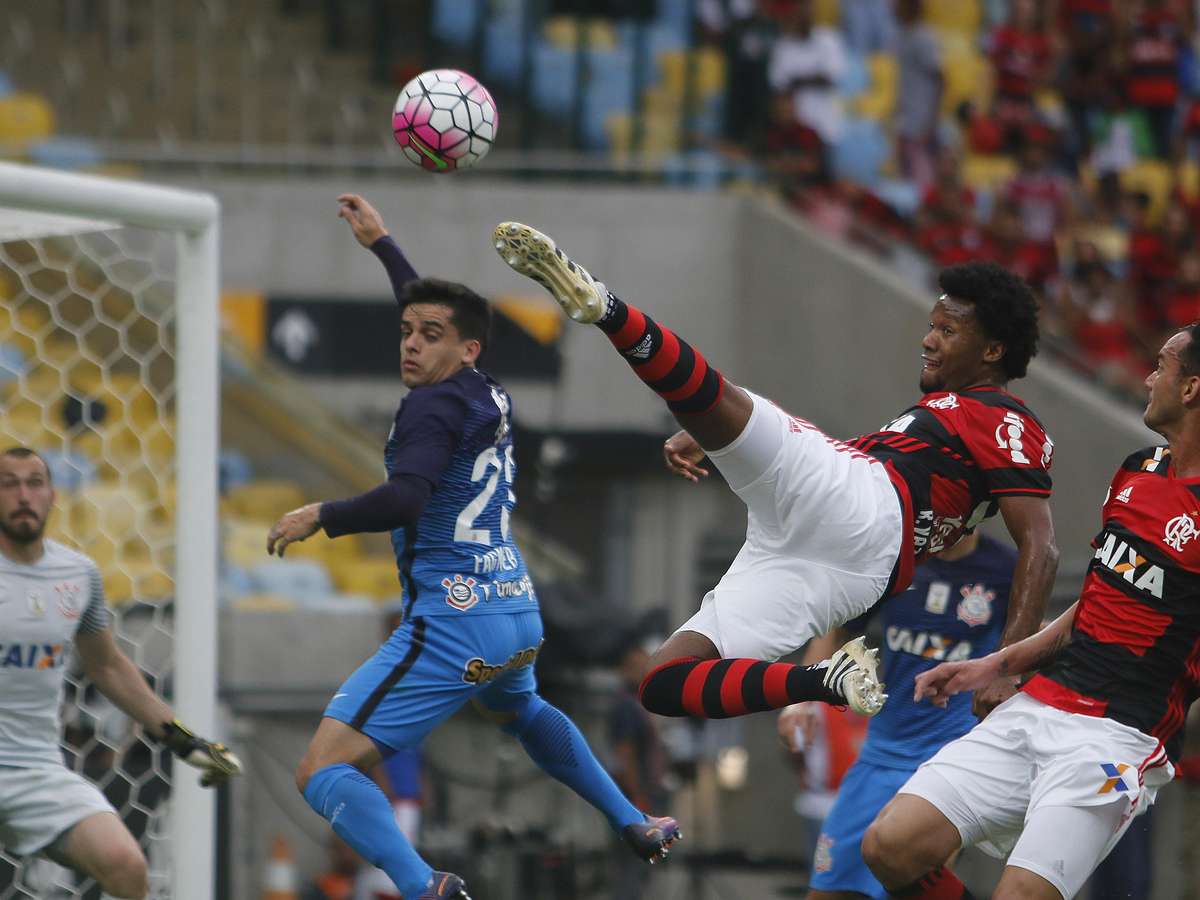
[0,540,110,768]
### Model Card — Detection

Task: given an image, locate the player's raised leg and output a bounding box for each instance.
[474,670,681,862]
[493,221,752,451]
[48,813,148,899]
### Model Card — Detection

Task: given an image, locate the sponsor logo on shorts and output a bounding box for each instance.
[813,834,834,874]
[462,645,540,685]
[1093,532,1165,598]
[956,584,995,627]
[442,574,481,611]
[1098,763,1132,794]
[1164,513,1198,552]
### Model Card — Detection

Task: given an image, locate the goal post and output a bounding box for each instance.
[0,162,219,900]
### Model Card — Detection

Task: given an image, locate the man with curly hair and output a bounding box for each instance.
[494,225,1058,726]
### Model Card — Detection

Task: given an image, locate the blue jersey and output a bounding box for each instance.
[385,367,535,618]
[855,535,1015,769]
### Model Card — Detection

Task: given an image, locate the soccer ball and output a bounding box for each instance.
[392,69,498,173]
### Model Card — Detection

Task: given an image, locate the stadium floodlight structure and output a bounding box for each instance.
[0,162,218,900]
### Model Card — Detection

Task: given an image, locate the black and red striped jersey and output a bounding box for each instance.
[848,386,1054,582]
[1024,446,1200,760]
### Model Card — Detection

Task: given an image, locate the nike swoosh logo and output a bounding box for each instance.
[332,693,348,701]
[409,134,449,170]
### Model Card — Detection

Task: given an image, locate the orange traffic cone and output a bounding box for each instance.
[262,835,299,900]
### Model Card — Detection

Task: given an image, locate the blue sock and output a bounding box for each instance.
[505,695,644,830]
[303,763,431,898]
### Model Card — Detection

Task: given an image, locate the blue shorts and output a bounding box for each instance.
[324,610,543,753]
[809,759,915,900]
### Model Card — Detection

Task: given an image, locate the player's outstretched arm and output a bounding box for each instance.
[75,628,242,787]
[915,601,1077,708]
[338,193,419,301]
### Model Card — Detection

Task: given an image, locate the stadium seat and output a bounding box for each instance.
[925,0,981,39]
[29,138,103,171]
[103,559,173,606]
[530,44,576,117]
[657,49,727,102]
[1120,160,1174,224]
[851,53,898,120]
[839,52,870,98]
[482,14,524,87]
[961,153,1017,193]
[328,555,402,600]
[222,517,276,570]
[0,93,54,145]
[225,479,307,520]
[430,0,479,48]
[940,45,991,114]
[40,447,96,492]
[543,17,618,52]
[230,592,297,612]
[832,118,889,186]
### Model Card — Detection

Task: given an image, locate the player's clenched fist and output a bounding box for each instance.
[663,430,709,483]
[159,720,242,788]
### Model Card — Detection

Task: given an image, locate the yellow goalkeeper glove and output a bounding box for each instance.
[160,720,243,788]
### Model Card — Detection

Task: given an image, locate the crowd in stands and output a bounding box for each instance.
[701,0,1200,398]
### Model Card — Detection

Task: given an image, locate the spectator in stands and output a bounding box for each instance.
[608,640,670,900]
[893,0,943,190]
[301,836,360,900]
[839,0,896,55]
[1122,0,1187,159]
[701,0,783,152]
[1055,243,1147,390]
[1056,0,1119,163]
[987,0,1052,148]
[1001,126,1072,269]
[1160,250,1200,336]
[768,0,847,149]
[1090,85,1157,176]
[986,198,1059,294]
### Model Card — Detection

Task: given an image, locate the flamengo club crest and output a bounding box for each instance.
[1164,513,1199,552]
[442,575,481,611]
[957,584,995,627]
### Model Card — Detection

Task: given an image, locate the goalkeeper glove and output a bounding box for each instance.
[159,720,243,788]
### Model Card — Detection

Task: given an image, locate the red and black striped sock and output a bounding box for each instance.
[891,867,976,899]
[638,657,837,719]
[596,294,725,415]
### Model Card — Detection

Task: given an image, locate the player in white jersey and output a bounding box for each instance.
[0,447,241,899]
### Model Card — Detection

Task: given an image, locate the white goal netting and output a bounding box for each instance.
[0,166,219,900]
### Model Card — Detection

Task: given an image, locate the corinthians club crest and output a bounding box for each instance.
[442,574,481,611]
[956,583,995,627]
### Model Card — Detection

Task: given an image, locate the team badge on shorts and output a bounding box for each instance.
[956,584,994,627]
[441,574,481,611]
[1098,763,1132,794]
[813,834,834,874]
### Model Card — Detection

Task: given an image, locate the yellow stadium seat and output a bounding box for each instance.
[815,0,840,27]
[103,560,174,606]
[71,483,146,538]
[925,0,981,39]
[231,593,296,613]
[657,49,727,101]
[1120,160,1174,224]
[0,93,54,144]
[941,46,991,114]
[225,479,307,520]
[961,153,1017,192]
[222,517,274,569]
[852,53,898,120]
[543,16,618,50]
[328,556,402,600]
[1177,159,1200,202]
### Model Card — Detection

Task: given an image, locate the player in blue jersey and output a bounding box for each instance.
[265,195,679,900]
[779,531,1015,900]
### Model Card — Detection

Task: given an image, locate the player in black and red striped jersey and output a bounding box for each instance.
[863,325,1200,900]
[494,224,1058,728]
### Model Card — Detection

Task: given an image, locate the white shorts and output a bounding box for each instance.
[0,763,117,856]
[676,392,904,660]
[899,692,1173,899]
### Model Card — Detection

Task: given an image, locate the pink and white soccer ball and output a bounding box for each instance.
[392,69,498,173]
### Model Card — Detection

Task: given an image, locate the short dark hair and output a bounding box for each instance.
[398,278,492,356]
[1,446,51,482]
[938,261,1040,380]
[1178,322,1200,376]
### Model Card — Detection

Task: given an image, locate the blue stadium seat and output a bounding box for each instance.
[0,342,25,383]
[838,52,870,97]
[218,449,254,493]
[40,448,96,492]
[28,138,102,170]
[583,50,634,149]
[874,178,921,219]
[0,72,13,98]
[531,44,577,116]
[431,0,480,48]
[482,15,524,86]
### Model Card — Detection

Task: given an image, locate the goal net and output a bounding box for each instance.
[0,164,219,900]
